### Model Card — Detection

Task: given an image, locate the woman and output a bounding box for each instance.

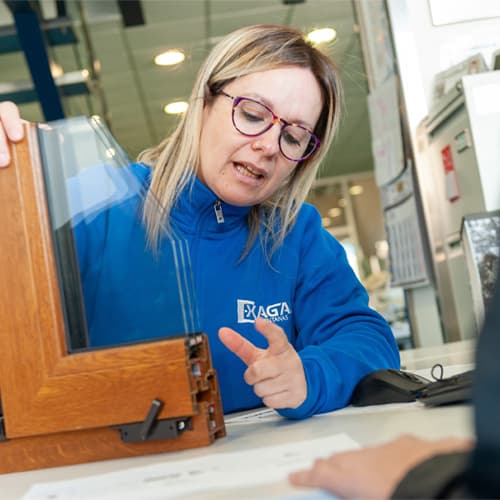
[0,25,399,418]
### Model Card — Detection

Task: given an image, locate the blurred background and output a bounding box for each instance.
[2,0,499,349]
[2,0,399,338]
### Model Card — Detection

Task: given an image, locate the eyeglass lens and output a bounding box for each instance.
[233,98,316,161]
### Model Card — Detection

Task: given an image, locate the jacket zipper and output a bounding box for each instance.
[213,200,225,224]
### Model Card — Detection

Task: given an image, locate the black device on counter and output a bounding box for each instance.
[350,369,431,406]
[350,368,474,407]
[416,369,474,407]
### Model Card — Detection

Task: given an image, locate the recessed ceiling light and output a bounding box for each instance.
[50,62,63,78]
[306,28,336,44]
[349,185,364,196]
[164,101,188,114]
[327,207,342,218]
[154,49,185,66]
[321,216,332,227]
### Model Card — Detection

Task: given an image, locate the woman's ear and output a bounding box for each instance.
[203,83,215,106]
[201,102,210,126]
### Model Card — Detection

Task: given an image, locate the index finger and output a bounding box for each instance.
[289,459,334,490]
[218,327,263,366]
[254,317,290,356]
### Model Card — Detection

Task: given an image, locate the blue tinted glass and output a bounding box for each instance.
[38,116,199,352]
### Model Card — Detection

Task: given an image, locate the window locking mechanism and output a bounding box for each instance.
[111,398,192,443]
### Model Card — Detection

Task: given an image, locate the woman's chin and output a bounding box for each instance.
[216,183,266,207]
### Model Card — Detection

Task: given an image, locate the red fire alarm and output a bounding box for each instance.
[441,145,460,202]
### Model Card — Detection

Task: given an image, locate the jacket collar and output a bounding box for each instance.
[171,176,252,234]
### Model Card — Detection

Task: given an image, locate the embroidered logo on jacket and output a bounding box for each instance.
[237,299,292,323]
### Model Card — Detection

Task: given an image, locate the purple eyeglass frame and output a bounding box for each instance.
[218,90,321,162]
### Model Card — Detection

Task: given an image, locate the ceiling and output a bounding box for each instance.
[0,0,373,178]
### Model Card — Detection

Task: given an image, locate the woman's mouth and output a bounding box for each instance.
[233,162,264,180]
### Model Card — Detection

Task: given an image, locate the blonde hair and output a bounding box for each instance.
[139,24,343,257]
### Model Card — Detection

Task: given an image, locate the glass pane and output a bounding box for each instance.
[37,116,199,352]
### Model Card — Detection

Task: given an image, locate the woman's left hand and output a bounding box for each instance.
[219,317,307,409]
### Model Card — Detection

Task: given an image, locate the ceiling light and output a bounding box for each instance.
[338,198,346,207]
[50,62,63,78]
[349,185,364,196]
[327,207,342,218]
[321,217,332,227]
[154,50,185,66]
[164,101,188,114]
[306,28,336,45]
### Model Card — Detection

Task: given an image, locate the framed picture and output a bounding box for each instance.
[461,210,500,333]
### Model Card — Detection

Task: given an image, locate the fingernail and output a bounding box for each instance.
[11,127,23,141]
[0,153,10,167]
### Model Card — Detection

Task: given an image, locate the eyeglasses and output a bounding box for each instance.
[218,91,320,162]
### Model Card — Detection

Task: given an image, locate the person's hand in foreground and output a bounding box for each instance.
[0,101,24,167]
[289,434,473,499]
[219,317,307,409]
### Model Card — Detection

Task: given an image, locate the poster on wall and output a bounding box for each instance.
[381,163,430,288]
[367,74,405,187]
[354,0,395,90]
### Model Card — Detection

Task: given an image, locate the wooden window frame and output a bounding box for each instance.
[0,124,225,473]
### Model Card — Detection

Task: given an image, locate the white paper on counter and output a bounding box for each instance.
[24,433,359,500]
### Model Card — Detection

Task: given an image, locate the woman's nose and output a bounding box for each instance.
[251,123,281,157]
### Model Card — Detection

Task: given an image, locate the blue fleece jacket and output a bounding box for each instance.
[73,163,400,418]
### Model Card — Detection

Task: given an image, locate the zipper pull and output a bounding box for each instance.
[213,200,225,224]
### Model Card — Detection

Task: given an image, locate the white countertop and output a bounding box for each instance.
[0,386,473,499]
[0,341,475,499]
